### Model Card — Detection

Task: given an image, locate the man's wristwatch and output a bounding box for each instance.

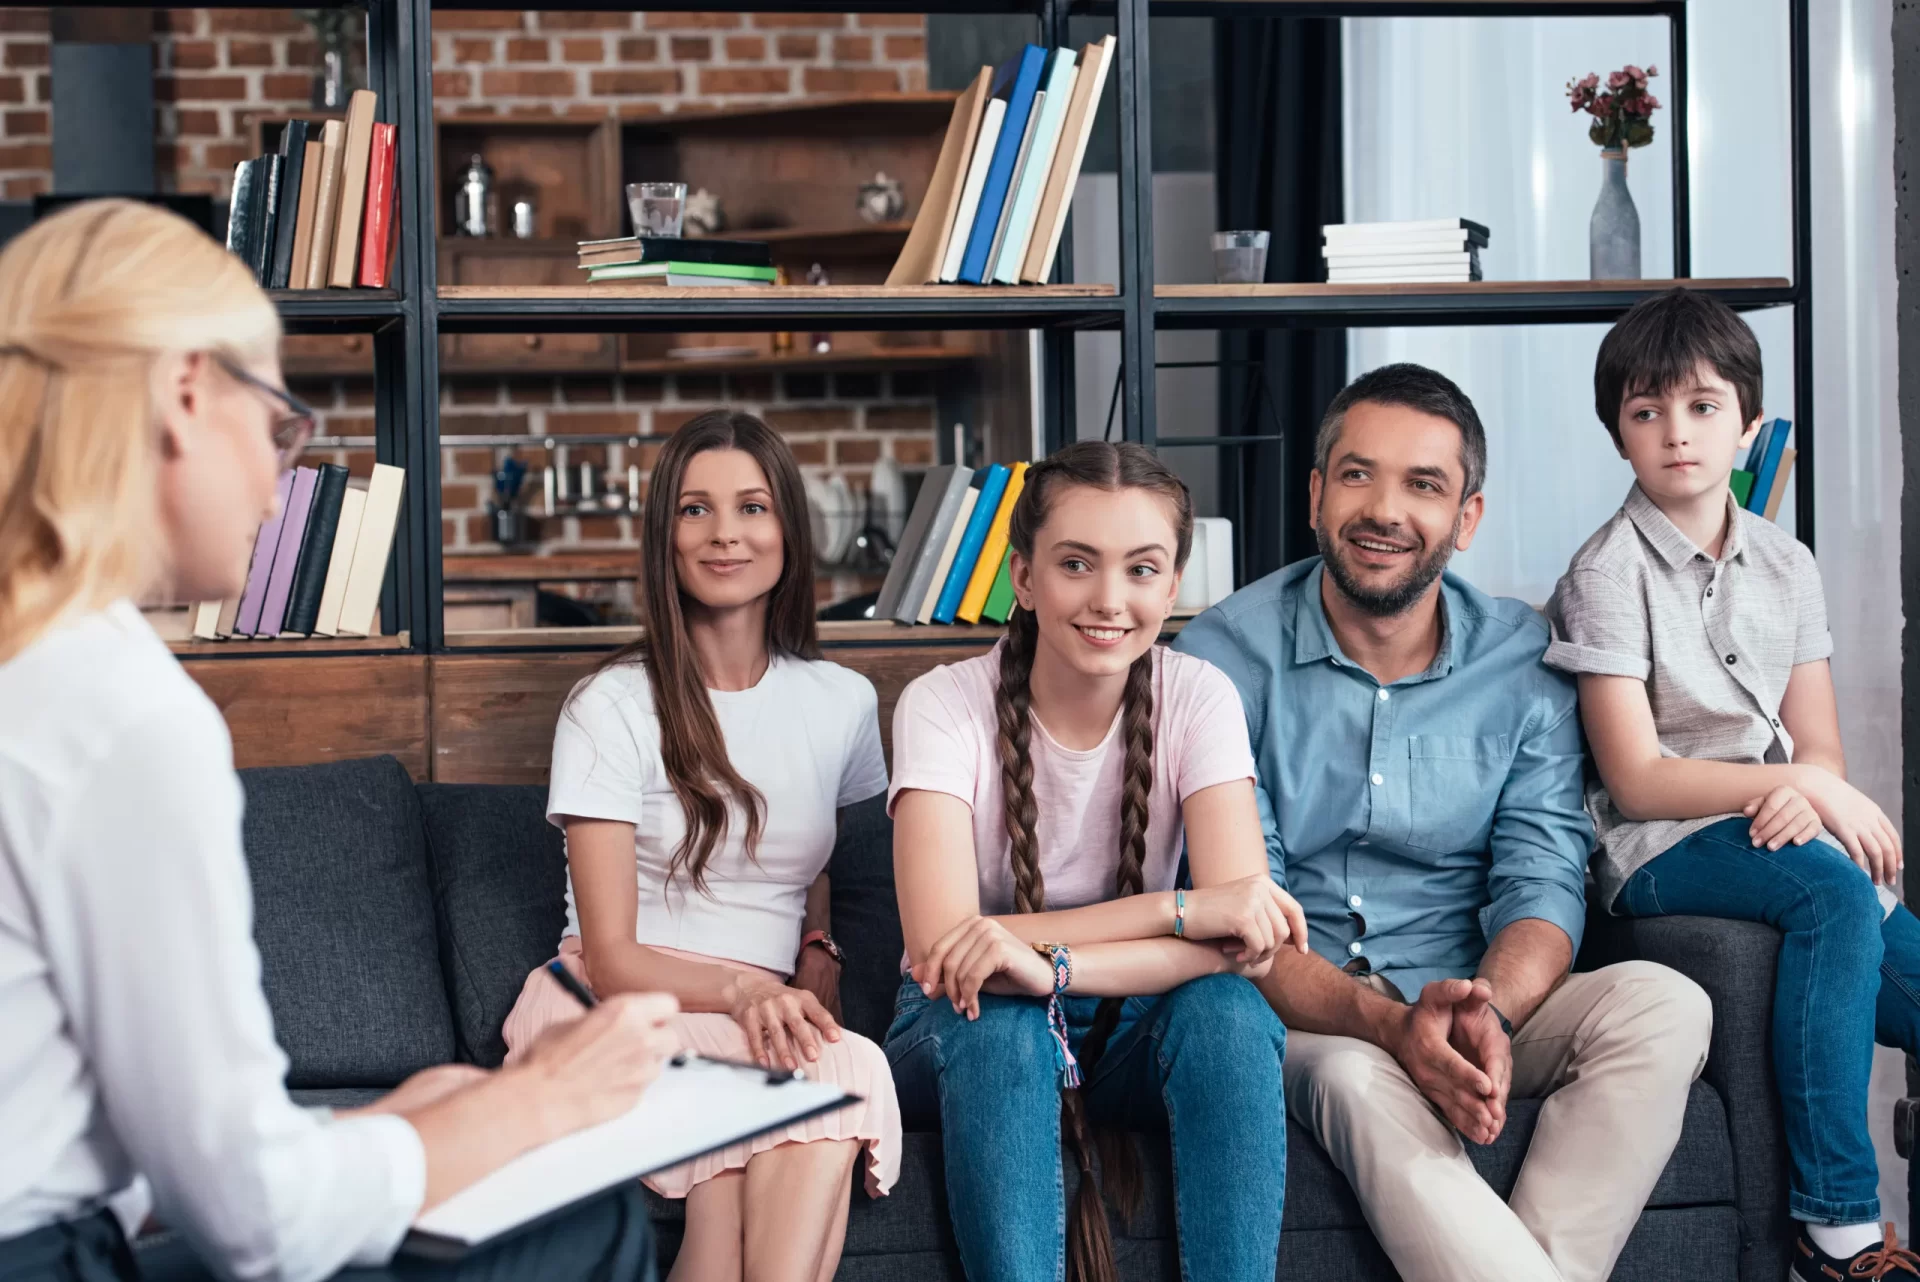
[800,930,845,967]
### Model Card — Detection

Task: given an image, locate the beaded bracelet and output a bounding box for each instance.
[1173,887,1187,937]
[1032,941,1081,1089]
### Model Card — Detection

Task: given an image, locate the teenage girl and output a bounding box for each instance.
[503,411,901,1282]
[884,441,1303,1282]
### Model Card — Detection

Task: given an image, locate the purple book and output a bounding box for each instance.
[256,466,318,636]
[234,470,295,636]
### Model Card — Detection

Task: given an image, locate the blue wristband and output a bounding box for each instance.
[1174,887,1186,937]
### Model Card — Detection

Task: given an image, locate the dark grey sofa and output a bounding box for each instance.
[229,755,1789,1281]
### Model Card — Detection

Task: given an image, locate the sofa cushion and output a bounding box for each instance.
[240,756,456,1086]
[829,794,905,1046]
[417,782,569,1068]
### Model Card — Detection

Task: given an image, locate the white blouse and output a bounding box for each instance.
[548,653,889,975]
[0,601,423,1280]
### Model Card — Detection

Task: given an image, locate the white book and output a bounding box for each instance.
[982,89,1047,280]
[991,50,1078,284]
[312,484,368,637]
[939,99,1007,283]
[1323,218,1485,238]
[1328,270,1477,283]
[1322,232,1480,253]
[405,1056,855,1260]
[190,601,223,640]
[917,486,978,624]
[1323,251,1476,269]
[334,464,404,638]
[1021,35,1115,284]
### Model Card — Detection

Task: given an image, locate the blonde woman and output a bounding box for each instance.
[0,199,677,1282]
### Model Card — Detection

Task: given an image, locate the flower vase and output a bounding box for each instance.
[1590,148,1641,281]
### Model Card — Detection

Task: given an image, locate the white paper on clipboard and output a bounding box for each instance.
[404,1057,858,1257]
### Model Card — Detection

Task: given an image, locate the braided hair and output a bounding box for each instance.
[992,441,1194,1282]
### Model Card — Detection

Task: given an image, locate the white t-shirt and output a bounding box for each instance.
[548,651,889,975]
[0,601,423,1277]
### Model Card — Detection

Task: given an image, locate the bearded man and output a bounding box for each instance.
[1173,363,1710,1282]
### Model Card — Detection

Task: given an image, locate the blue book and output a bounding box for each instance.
[932,464,1010,623]
[958,46,1048,286]
[1745,418,1790,513]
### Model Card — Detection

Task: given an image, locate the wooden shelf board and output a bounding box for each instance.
[1154,278,1796,328]
[441,617,1191,650]
[169,632,412,657]
[622,345,973,376]
[438,284,1122,335]
[445,552,637,584]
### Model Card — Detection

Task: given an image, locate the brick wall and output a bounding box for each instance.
[0,8,943,600]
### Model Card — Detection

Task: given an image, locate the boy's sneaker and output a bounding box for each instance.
[1791,1223,1920,1279]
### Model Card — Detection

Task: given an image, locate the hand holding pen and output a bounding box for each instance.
[543,959,804,1083]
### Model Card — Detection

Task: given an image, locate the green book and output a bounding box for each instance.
[585,260,778,283]
[1730,468,1755,507]
[980,547,1016,623]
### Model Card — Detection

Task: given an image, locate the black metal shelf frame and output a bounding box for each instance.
[171,0,1803,651]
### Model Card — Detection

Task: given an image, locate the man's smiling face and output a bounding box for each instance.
[1310,399,1484,618]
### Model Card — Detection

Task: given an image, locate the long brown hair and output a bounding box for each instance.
[584,409,819,894]
[996,441,1194,1282]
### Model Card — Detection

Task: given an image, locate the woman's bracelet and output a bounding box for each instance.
[1031,941,1081,1089]
[1173,887,1187,937]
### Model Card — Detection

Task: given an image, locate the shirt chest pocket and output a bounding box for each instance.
[1406,734,1511,853]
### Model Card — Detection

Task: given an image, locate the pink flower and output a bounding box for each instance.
[1624,64,1646,84]
[1646,65,1659,78]
[1608,70,1630,90]
[1580,73,1601,91]
[1592,92,1615,118]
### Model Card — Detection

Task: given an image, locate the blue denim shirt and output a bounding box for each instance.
[1172,558,1593,997]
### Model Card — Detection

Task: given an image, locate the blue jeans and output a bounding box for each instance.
[884,971,1286,1282]
[1620,817,1920,1224]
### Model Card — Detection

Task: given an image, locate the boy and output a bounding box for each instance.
[1545,287,1917,1279]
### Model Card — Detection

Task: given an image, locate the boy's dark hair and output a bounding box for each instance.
[1593,287,1763,447]
[1315,362,1487,498]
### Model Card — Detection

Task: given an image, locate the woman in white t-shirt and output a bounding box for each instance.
[885,442,1307,1282]
[502,411,900,1282]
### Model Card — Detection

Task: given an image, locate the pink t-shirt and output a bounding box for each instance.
[888,642,1257,914]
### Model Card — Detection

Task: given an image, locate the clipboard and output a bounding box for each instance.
[401,1055,860,1260]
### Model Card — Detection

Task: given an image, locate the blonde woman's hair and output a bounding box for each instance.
[0,199,281,662]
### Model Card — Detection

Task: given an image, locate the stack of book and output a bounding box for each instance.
[190,462,406,641]
[887,36,1116,287]
[1321,219,1488,284]
[874,462,1027,625]
[226,89,398,290]
[577,236,776,287]
[1730,418,1796,520]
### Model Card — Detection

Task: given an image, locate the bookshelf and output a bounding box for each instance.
[82,0,1811,659]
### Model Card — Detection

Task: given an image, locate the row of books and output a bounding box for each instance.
[874,462,1030,625]
[190,462,405,641]
[1730,418,1796,520]
[1322,219,1488,284]
[887,36,1116,288]
[226,89,398,291]
[576,235,777,288]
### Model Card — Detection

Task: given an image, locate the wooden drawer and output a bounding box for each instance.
[440,243,616,373]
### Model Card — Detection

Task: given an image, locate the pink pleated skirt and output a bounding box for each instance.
[500,937,901,1199]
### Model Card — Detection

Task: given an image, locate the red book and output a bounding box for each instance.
[358,122,396,288]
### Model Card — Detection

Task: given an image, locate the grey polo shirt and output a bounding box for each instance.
[1543,483,1833,907]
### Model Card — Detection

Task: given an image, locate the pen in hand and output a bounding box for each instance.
[543,958,799,1082]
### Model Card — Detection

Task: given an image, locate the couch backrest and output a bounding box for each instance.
[239,756,457,1087]
[416,781,569,1067]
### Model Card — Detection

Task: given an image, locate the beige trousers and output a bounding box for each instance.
[1285,961,1712,1282]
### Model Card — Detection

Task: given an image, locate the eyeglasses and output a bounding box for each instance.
[212,352,316,469]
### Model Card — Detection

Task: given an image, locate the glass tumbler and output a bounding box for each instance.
[627,182,687,238]
[1211,230,1271,284]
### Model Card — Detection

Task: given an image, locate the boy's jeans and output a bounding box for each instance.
[883,971,1286,1282]
[1621,816,1920,1224]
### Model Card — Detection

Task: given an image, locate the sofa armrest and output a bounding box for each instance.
[1578,911,1787,1282]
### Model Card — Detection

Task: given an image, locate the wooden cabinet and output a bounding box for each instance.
[438,241,617,372]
